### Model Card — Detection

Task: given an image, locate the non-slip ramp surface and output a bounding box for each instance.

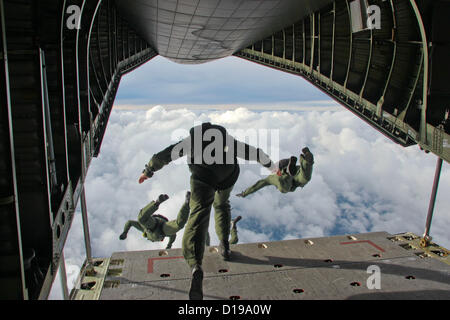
[73,232,450,300]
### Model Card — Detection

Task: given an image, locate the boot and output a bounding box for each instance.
[189,264,204,300]
[219,240,231,261]
[157,194,169,204]
[119,232,127,240]
[231,216,242,230]
[302,147,314,164]
[287,156,297,176]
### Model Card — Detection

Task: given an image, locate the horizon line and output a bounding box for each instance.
[113,100,343,112]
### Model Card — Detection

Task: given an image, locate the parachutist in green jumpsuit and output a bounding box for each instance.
[138,122,276,300]
[119,192,191,249]
[236,147,314,198]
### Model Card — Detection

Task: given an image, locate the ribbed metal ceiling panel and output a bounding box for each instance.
[114,0,334,63]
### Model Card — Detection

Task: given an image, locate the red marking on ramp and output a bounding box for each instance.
[147,256,184,273]
[340,240,385,252]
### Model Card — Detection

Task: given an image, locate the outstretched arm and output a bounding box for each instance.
[120,220,143,240]
[237,177,272,198]
[232,137,277,172]
[139,138,189,183]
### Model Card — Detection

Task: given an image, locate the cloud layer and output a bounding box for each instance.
[49,106,450,299]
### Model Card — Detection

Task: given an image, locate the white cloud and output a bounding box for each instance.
[54,105,450,299]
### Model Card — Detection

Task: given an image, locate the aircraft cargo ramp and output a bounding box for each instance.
[2,0,450,300]
[70,231,450,300]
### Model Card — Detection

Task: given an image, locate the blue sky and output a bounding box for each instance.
[116,55,331,106]
[50,54,450,299]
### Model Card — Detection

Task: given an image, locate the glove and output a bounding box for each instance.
[302,147,314,164]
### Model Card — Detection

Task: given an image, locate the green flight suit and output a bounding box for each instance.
[143,123,274,268]
[203,220,239,246]
[239,153,314,198]
[229,222,239,245]
[121,200,190,249]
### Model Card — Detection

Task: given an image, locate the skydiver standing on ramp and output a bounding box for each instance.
[138,122,277,300]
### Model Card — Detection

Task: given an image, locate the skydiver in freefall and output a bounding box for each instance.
[138,122,277,300]
[119,192,190,249]
[119,189,243,251]
[236,147,314,198]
